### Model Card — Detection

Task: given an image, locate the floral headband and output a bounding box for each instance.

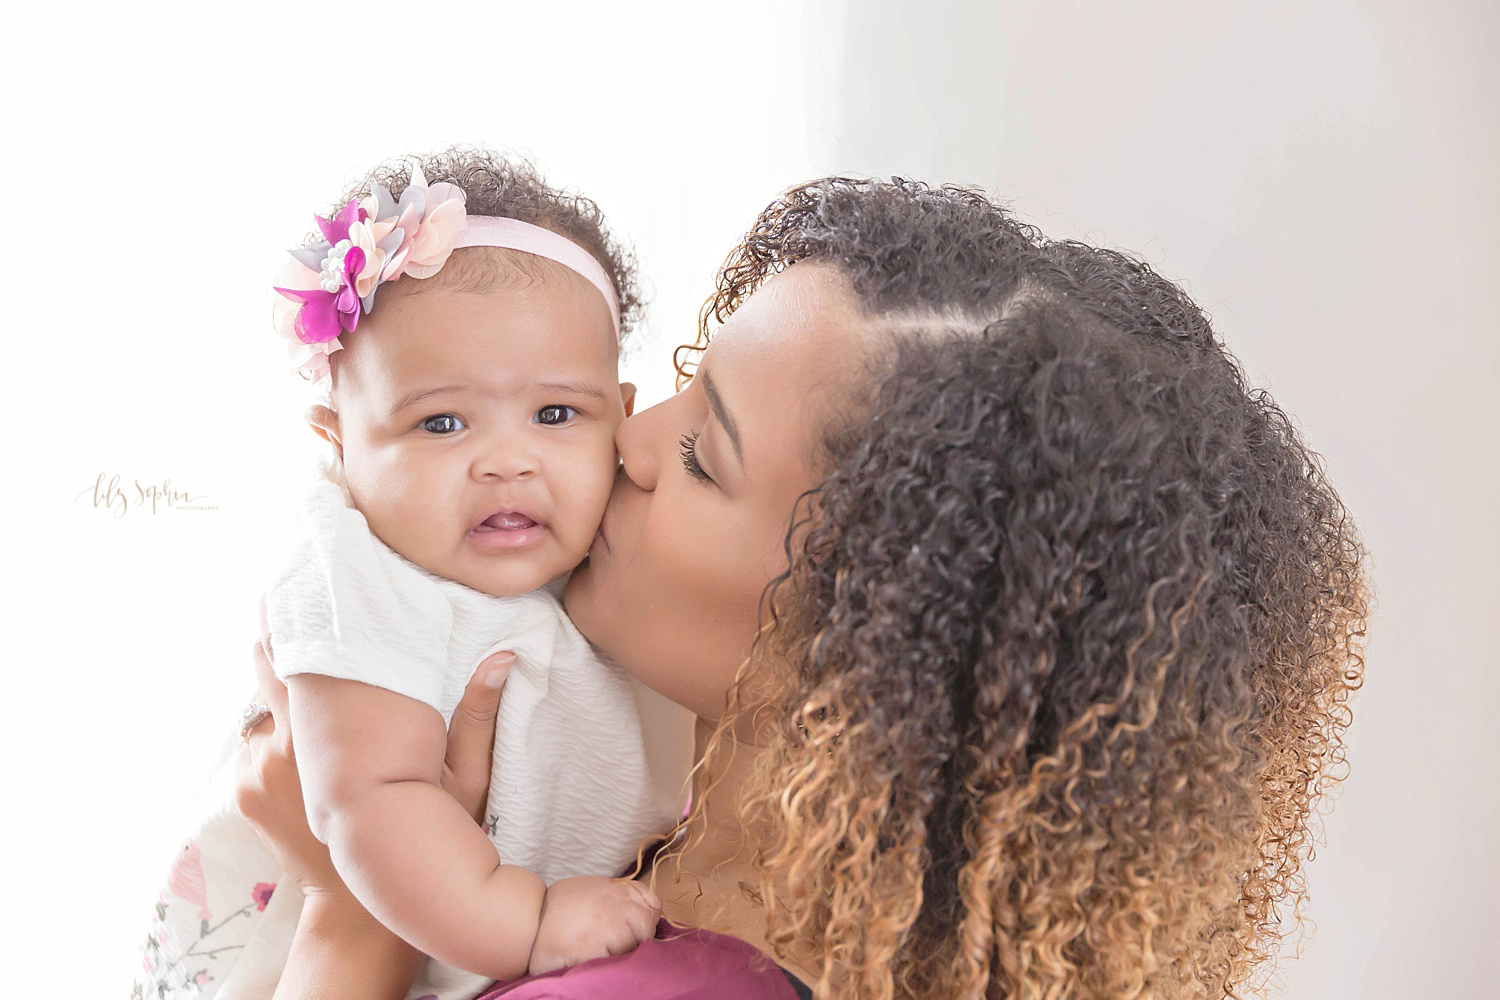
[273,167,621,382]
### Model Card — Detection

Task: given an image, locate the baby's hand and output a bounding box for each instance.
[526,875,661,975]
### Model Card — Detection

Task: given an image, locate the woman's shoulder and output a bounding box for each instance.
[475,920,807,999]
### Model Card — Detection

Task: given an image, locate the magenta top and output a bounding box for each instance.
[467,920,811,999]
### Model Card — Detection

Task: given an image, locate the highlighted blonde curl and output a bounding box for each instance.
[680,178,1367,999]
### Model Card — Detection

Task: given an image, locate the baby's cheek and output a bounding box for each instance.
[345,449,436,560]
[582,449,620,526]
[555,448,616,549]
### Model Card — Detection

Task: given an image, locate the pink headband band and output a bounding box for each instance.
[454,217,621,334]
[273,168,623,383]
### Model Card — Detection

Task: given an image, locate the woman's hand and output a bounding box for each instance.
[234,636,515,895]
[233,636,336,894]
[233,631,515,1000]
[442,650,516,823]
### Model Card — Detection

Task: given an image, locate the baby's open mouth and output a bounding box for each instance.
[467,508,548,551]
[473,511,540,532]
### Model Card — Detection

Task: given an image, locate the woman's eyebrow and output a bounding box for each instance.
[700,369,744,466]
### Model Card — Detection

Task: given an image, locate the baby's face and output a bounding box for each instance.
[320,262,629,597]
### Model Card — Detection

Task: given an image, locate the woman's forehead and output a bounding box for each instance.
[708,265,867,382]
[704,264,869,470]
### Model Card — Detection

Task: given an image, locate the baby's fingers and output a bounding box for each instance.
[615,880,662,951]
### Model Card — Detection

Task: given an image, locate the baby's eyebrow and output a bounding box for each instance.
[390,385,463,415]
[533,379,607,400]
[389,380,607,416]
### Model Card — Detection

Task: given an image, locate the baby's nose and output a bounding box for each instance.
[472,440,539,481]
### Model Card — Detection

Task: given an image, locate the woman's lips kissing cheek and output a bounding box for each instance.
[590,517,610,556]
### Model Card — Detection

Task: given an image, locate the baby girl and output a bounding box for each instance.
[135,150,690,1000]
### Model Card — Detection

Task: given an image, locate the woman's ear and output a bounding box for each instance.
[305,405,343,458]
[619,381,637,418]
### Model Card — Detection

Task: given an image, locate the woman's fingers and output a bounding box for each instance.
[238,639,294,818]
[235,640,281,744]
[443,651,514,823]
[253,598,288,719]
[235,635,346,893]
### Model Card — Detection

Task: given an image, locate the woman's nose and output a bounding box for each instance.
[615,406,660,492]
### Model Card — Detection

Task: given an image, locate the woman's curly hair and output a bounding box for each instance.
[681,178,1368,999]
[319,145,642,337]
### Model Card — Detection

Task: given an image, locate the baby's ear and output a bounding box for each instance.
[619,381,637,418]
[305,404,344,458]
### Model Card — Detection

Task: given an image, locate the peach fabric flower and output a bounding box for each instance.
[403,196,466,278]
[271,166,470,382]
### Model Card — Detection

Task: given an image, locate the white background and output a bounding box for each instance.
[3,2,1495,997]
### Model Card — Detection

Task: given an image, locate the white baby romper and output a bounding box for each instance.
[132,464,692,1000]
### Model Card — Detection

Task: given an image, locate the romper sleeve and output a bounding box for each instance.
[261,462,455,714]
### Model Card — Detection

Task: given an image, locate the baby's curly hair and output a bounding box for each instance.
[317,146,642,338]
[683,178,1367,999]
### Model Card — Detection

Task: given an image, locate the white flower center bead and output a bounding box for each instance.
[319,239,353,293]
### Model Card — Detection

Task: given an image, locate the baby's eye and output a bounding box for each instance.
[421,414,466,434]
[535,405,577,426]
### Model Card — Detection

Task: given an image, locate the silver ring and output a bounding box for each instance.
[239,702,272,741]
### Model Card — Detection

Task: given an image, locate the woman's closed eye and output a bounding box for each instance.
[535,405,578,426]
[421,414,466,434]
[679,430,712,483]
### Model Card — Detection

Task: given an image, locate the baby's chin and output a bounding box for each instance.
[420,546,585,599]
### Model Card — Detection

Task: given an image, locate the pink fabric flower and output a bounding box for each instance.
[315,199,361,247]
[403,196,466,278]
[275,244,365,344]
[272,260,343,380]
[270,170,468,382]
[349,218,399,298]
[377,201,424,281]
[252,882,276,911]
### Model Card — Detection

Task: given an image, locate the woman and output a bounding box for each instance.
[239,177,1367,999]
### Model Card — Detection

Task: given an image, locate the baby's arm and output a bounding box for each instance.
[287,673,544,980]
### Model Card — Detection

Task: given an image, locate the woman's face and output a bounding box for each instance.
[564,263,868,721]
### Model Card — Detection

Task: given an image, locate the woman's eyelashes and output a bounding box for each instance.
[679,430,712,483]
[421,413,465,434]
